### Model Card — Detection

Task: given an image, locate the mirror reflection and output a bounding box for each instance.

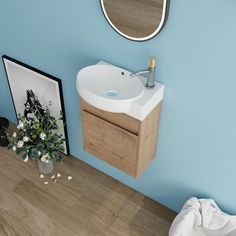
[101,0,168,41]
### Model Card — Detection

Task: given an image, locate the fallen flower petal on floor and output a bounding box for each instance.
[57,173,61,178]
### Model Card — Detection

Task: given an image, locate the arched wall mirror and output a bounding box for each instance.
[100,0,169,41]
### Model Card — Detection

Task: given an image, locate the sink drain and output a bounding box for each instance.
[106,90,118,97]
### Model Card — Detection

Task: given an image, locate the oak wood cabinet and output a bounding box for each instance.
[80,99,161,178]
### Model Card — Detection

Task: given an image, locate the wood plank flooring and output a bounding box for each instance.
[0,147,176,236]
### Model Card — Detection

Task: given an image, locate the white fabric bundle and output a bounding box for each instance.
[169,197,236,236]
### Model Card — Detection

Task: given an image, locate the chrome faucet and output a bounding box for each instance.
[130,57,156,88]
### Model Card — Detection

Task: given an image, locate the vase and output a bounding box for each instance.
[0,117,9,147]
[38,160,54,174]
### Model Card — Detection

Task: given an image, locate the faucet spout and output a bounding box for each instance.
[129,57,156,88]
[130,70,149,78]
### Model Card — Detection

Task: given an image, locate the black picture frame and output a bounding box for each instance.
[2,55,70,155]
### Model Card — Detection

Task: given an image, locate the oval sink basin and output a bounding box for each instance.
[76,65,144,113]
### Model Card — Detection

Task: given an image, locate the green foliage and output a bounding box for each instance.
[36,143,45,151]
[6,106,66,163]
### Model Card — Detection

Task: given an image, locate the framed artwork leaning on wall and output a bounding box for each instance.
[2,55,70,155]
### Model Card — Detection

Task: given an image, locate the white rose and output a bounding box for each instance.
[23,136,29,142]
[13,132,17,138]
[24,155,29,162]
[40,132,46,140]
[17,140,24,148]
[17,121,24,129]
[19,121,24,129]
[12,145,16,151]
[41,153,50,163]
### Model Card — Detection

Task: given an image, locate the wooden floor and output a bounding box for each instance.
[0,147,176,236]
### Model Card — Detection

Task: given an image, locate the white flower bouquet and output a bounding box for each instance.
[7,107,65,163]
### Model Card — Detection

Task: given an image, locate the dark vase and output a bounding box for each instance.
[0,117,9,147]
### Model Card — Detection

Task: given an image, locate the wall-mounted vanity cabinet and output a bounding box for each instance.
[80,99,161,178]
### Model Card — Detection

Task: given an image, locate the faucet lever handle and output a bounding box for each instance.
[148,57,156,69]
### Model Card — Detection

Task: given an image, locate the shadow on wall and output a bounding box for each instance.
[156,183,236,216]
[156,184,215,213]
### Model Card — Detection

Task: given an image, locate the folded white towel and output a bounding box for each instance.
[169,197,236,236]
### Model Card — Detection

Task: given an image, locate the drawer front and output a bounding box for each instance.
[80,99,139,135]
[82,110,137,176]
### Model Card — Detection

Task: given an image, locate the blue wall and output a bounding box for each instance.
[1,0,236,213]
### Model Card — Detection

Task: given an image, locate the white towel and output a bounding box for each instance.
[169,197,236,236]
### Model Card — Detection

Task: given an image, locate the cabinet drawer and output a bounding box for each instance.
[80,99,139,135]
[82,110,137,176]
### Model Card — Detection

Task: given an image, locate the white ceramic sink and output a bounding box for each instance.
[77,65,144,113]
[76,62,164,120]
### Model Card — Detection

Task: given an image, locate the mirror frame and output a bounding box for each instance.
[100,0,170,41]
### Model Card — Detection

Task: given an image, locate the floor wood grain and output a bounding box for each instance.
[0,147,176,235]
